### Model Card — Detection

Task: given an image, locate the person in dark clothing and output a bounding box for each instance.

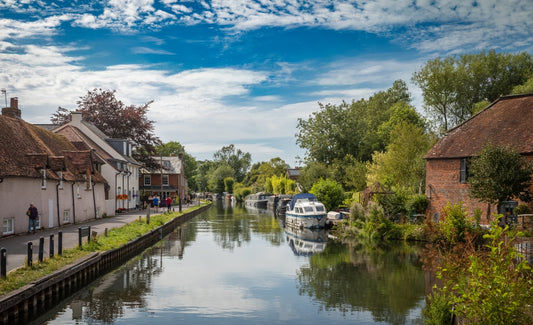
[27,203,38,234]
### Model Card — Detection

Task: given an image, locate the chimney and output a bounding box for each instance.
[178,152,183,160]
[71,111,82,126]
[2,97,21,119]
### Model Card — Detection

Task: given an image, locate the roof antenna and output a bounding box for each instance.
[0,89,6,108]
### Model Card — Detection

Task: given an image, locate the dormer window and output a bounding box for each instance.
[163,160,171,169]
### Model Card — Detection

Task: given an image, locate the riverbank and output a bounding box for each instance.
[0,203,211,324]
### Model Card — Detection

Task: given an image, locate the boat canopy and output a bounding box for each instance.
[288,193,317,211]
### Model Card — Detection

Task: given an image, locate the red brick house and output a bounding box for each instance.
[424,93,533,224]
[0,98,107,236]
[139,154,188,207]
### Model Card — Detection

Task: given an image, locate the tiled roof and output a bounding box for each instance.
[0,115,106,183]
[142,156,182,174]
[425,93,533,159]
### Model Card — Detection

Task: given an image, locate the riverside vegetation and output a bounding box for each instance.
[0,203,209,296]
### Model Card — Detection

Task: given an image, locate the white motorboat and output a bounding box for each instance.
[285,193,327,229]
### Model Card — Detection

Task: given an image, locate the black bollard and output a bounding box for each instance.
[38,237,44,262]
[49,234,54,258]
[58,231,62,256]
[27,242,33,267]
[1,247,6,279]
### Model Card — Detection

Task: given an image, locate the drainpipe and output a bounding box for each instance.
[56,181,61,227]
[122,171,126,210]
[114,171,121,213]
[71,182,76,224]
[92,180,97,219]
[126,170,131,209]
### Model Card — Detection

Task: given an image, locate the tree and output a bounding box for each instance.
[207,165,235,194]
[243,157,289,187]
[413,51,533,131]
[367,123,436,194]
[224,177,235,194]
[157,141,198,192]
[213,144,251,183]
[298,162,331,193]
[51,88,161,167]
[310,178,345,211]
[468,143,533,209]
[512,74,533,94]
[296,80,413,164]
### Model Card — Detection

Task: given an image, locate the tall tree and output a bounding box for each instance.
[51,88,160,167]
[413,50,533,131]
[213,144,251,183]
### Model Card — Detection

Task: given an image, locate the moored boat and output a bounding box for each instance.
[285,193,327,229]
[285,226,327,256]
[244,192,271,209]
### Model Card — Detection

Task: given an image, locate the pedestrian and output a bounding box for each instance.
[166,196,172,212]
[153,196,159,213]
[27,203,38,234]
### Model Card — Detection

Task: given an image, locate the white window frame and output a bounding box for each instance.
[41,169,46,189]
[162,174,169,186]
[3,217,14,235]
[63,210,70,223]
[144,175,151,186]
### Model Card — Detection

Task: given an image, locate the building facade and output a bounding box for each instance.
[139,154,187,206]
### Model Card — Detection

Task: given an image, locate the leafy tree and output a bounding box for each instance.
[224,177,235,194]
[298,161,331,192]
[468,143,533,209]
[194,160,215,192]
[330,155,367,192]
[413,51,533,131]
[207,165,235,194]
[51,88,161,167]
[157,141,198,192]
[310,178,345,211]
[243,157,289,187]
[366,123,435,194]
[296,80,412,164]
[512,74,533,94]
[213,144,251,182]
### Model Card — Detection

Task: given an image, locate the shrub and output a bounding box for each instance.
[514,204,530,215]
[408,194,429,214]
[437,203,474,244]
[423,290,452,325]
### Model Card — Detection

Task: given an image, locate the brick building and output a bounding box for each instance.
[424,93,533,224]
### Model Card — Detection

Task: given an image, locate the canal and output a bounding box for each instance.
[38,201,426,324]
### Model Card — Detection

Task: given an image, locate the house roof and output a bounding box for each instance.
[425,93,533,160]
[0,115,106,183]
[141,156,183,174]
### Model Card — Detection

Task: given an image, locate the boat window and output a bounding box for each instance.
[316,206,325,212]
[304,207,314,212]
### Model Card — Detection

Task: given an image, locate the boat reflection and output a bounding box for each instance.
[285,225,328,256]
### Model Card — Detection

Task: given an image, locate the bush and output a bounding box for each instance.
[514,204,530,215]
[408,194,429,214]
[437,203,474,244]
[376,189,408,222]
[310,178,345,211]
[423,290,452,325]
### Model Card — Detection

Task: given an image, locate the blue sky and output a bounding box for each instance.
[1,0,532,166]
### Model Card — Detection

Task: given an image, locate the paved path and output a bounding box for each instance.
[0,206,188,273]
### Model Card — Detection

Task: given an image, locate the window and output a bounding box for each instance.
[77,184,81,198]
[144,175,151,186]
[163,160,171,169]
[63,210,70,223]
[460,158,470,183]
[3,217,14,234]
[162,174,169,186]
[41,169,46,189]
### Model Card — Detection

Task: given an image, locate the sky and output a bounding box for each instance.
[1,0,532,167]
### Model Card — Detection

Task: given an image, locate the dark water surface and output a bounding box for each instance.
[43,202,425,324]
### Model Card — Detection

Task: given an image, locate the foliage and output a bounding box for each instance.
[412,50,533,131]
[51,88,161,167]
[437,203,475,245]
[423,291,453,325]
[514,204,531,215]
[439,219,533,324]
[296,80,413,164]
[243,157,289,188]
[233,183,251,202]
[408,194,429,214]
[375,189,408,222]
[207,165,234,194]
[468,143,533,207]
[512,74,533,94]
[297,161,331,192]
[224,177,234,193]
[310,178,345,211]
[194,160,215,192]
[330,155,367,192]
[266,174,295,195]
[213,144,251,183]
[157,141,198,191]
[366,122,435,194]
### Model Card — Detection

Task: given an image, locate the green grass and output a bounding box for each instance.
[0,203,208,296]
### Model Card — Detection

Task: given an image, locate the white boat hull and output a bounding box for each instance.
[285,212,327,229]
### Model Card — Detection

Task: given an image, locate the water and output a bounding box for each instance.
[40,202,426,324]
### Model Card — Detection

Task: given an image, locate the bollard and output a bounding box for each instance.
[1,247,6,279]
[49,233,54,258]
[38,237,44,262]
[105,228,108,237]
[58,231,63,256]
[27,242,33,267]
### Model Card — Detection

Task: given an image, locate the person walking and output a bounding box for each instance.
[166,196,172,212]
[27,203,38,234]
[153,196,159,213]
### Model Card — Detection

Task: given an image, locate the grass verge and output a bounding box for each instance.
[0,203,208,296]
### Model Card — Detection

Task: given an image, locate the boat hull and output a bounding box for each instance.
[285,212,327,229]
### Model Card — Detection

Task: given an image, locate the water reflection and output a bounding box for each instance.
[43,203,424,324]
